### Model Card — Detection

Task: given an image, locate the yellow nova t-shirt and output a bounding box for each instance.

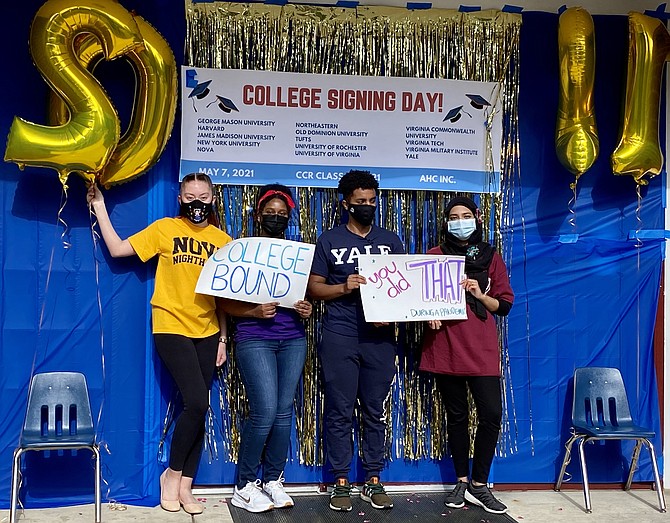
[129,217,232,337]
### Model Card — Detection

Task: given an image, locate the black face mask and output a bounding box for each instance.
[347,203,376,227]
[180,199,212,224]
[260,214,289,237]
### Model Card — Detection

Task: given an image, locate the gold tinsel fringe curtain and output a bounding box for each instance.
[185,0,522,465]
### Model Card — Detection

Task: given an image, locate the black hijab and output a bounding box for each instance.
[439,196,495,320]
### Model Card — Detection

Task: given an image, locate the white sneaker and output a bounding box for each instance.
[231,480,274,513]
[263,473,294,508]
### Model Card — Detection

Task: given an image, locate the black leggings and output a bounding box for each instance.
[435,375,502,484]
[154,333,218,478]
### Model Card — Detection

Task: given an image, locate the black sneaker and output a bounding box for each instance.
[360,477,393,509]
[329,478,352,511]
[444,480,468,508]
[464,483,508,514]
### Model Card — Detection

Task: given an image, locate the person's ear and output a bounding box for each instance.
[341,199,349,210]
[178,194,182,205]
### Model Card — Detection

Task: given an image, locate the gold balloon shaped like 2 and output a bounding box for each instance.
[556,7,599,183]
[611,12,670,185]
[48,16,177,188]
[4,0,177,188]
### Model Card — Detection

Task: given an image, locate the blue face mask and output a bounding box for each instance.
[447,218,476,240]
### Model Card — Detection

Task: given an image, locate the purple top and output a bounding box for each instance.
[233,308,305,343]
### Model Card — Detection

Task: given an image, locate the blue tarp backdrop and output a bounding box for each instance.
[0,2,664,508]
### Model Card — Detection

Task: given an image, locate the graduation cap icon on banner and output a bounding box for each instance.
[189,80,212,100]
[207,95,239,113]
[188,80,212,111]
[465,93,491,110]
[443,106,462,122]
[443,104,474,123]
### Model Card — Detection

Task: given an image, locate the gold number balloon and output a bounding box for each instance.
[101,16,177,187]
[4,0,143,185]
[611,12,670,185]
[555,7,599,186]
[48,15,178,187]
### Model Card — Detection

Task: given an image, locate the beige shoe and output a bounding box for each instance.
[180,499,204,514]
[159,470,180,512]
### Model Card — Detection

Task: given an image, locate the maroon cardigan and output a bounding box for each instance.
[419,246,514,377]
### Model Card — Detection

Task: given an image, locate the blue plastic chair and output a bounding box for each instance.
[9,372,101,523]
[554,367,665,513]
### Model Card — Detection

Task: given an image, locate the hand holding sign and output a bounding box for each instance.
[344,273,367,293]
[196,237,315,307]
[253,302,280,318]
[294,300,312,319]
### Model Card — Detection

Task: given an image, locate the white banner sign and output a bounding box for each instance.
[196,237,315,308]
[180,66,502,193]
[358,254,467,322]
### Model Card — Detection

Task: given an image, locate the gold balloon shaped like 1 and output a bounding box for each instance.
[48,16,178,187]
[555,7,599,185]
[611,12,670,185]
[4,0,144,185]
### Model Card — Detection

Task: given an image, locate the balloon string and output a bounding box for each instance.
[37,186,70,333]
[635,185,643,403]
[13,187,70,492]
[26,185,72,412]
[88,207,108,444]
[58,183,72,250]
[515,161,534,455]
[100,459,127,511]
[634,184,643,249]
[568,180,577,229]
[88,204,117,508]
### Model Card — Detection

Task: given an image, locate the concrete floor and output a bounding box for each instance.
[3,487,668,522]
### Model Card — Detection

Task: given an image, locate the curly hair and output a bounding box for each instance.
[337,170,379,199]
[256,183,295,213]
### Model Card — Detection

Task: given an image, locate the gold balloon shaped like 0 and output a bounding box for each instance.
[48,15,178,187]
[555,6,599,182]
[4,0,144,185]
[611,12,670,185]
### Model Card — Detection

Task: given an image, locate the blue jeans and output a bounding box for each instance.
[235,337,307,489]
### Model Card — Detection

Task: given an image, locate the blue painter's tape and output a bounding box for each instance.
[628,230,670,240]
[502,5,523,13]
[558,234,579,244]
[459,5,481,12]
[407,2,432,9]
[644,3,670,20]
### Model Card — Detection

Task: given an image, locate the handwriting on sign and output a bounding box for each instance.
[208,239,312,299]
[357,254,466,322]
[213,239,311,274]
[405,258,465,303]
[211,264,291,298]
[367,261,412,298]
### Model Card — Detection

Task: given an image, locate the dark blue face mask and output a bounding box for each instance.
[180,199,213,224]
